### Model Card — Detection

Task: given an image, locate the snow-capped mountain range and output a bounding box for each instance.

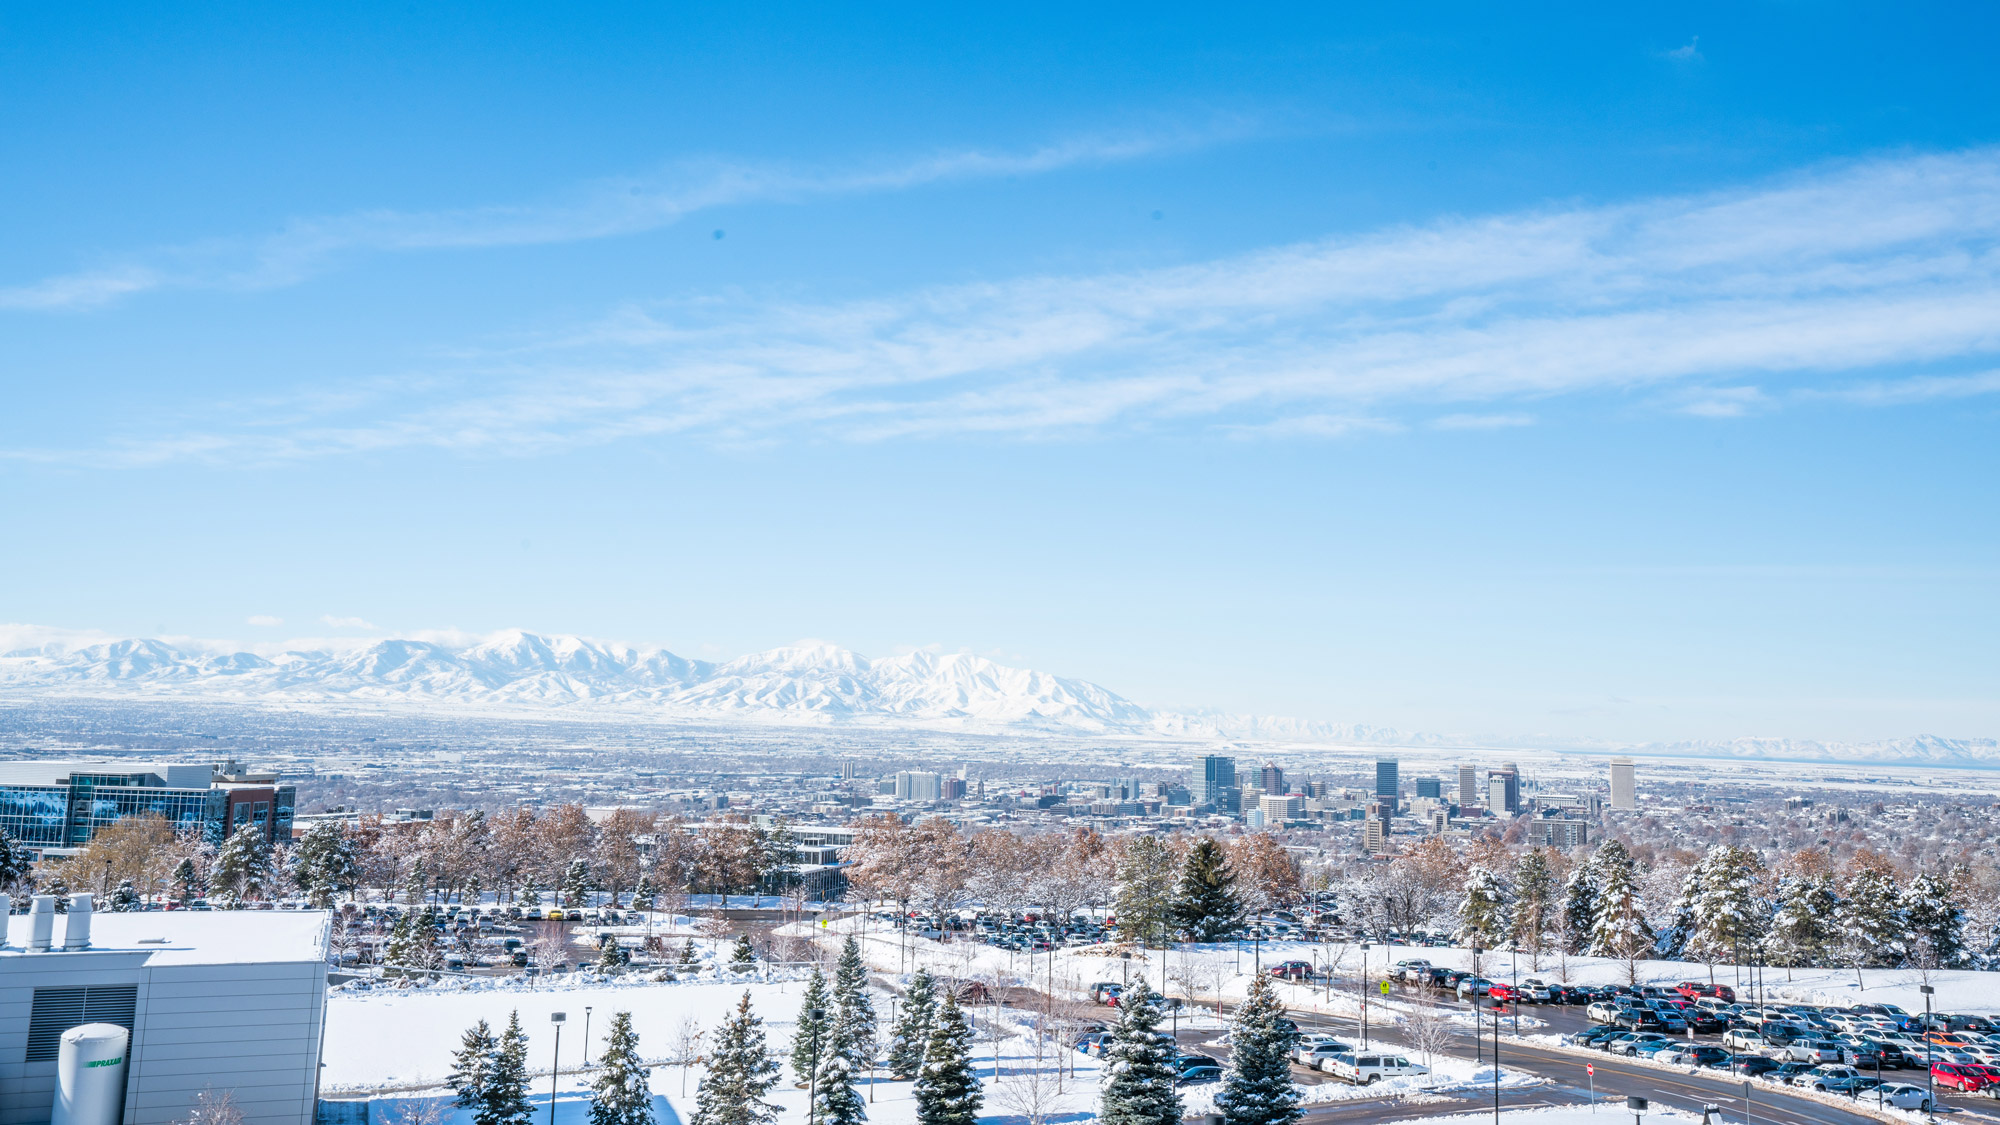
[1,626,1996,766]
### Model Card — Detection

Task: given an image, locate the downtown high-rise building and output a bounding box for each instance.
[1375,759,1399,802]
[1610,757,1636,809]
[1458,764,1479,807]
[1259,762,1286,794]
[1198,754,1237,805]
[1487,766,1520,815]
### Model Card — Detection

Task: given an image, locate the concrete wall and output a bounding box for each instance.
[0,950,324,1125]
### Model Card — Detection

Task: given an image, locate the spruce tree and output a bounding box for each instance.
[1657,864,1702,961]
[171,857,200,904]
[210,823,275,907]
[483,1012,535,1125]
[832,937,879,1078]
[0,827,29,894]
[108,880,141,912]
[690,993,781,1125]
[385,908,442,972]
[1098,980,1181,1125]
[1903,872,1966,968]
[1172,837,1243,943]
[1509,850,1556,958]
[1588,847,1655,962]
[1688,846,1766,965]
[598,938,631,972]
[1115,837,1178,948]
[791,969,833,1082]
[1561,863,1597,955]
[589,1011,657,1125]
[1215,974,1300,1125]
[1768,875,1840,968]
[1839,868,1907,967]
[564,859,597,908]
[294,821,359,908]
[450,1019,498,1113]
[888,968,938,1080]
[913,992,980,1125]
[813,1007,868,1125]
[681,937,701,967]
[731,933,758,970]
[1454,867,1510,947]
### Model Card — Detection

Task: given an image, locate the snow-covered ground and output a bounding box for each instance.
[1383,1108,1706,1125]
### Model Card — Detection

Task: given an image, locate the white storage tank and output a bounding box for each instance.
[52,1023,129,1125]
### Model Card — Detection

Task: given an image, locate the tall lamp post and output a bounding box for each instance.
[1490,997,1503,1125]
[548,1012,566,1125]
[583,1007,593,1067]
[1359,942,1372,1047]
[1921,984,1935,1120]
[1470,946,1484,1062]
[805,1006,825,1125]
[1509,942,1520,1038]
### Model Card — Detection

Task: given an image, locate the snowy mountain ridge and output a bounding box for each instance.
[1,626,1995,766]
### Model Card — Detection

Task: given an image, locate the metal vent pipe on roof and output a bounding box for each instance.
[64,894,94,950]
[29,895,55,951]
[0,893,9,946]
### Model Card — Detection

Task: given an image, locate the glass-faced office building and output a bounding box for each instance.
[0,761,292,856]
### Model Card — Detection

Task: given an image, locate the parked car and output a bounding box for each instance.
[1770,1062,1818,1085]
[1457,977,1495,999]
[1932,1062,1996,1094]
[1722,1029,1768,1053]
[1876,1083,1935,1111]
[1785,1040,1844,1063]
[1320,1053,1429,1085]
[1587,1001,1628,1024]
[1268,960,1314,980]
[1609,1033,1669,1057]
[1730,1055,1783,1078]
[1176,1066,1223,1087]
[1296,1042,1354,1067]
[1800,1065,1867,1093]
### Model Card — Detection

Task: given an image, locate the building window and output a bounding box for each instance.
[27,985,138,1062]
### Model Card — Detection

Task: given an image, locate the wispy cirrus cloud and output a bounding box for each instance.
[14,147,2000,464]
[0,125,1241,311]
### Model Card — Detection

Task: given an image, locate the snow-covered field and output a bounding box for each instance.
[1386,1109,1705,1125]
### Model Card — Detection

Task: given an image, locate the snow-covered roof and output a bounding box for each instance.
[0,909,329,966]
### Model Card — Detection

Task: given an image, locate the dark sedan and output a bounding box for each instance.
[1731,1056,1783,1078]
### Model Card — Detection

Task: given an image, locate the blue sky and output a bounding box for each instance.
[4,3,1999,743]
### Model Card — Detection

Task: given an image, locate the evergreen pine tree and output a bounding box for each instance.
[564,859,597,908]
[730,933,758,970]
[210,823,275,907]
[1588,844,1655,960]
[294,821,359,908]
[1561,862,1597,955]
[1767,875,1840,968]
[832,937,879,1078]
[0,827,29,894]
[791,969,833,1082]
[1688,846,1766,965]
[634,875,656,911]
[1657,864,1702,960]
[385,908,442,972]
[1115,837,1178,948]
[171,856,200,904]
[1171,837,1243,943]
[681,937,701,967]
[1839,868,1908,967]
[108,880,141,912]
[888,969,938,1080]
[1454,867,1510,947]
[690,993,782,1125]
[450,1019,498,1113]
[913,992,980,1125]
[589,1011,657,1125]
[1098,980,1181,1125]
[1215,974,1300,1125]
[1509,850,1556,957]
[598,938,631,972]
[43,875,71,912]
[482,1012,535,1125]
[1901,872,1964,967]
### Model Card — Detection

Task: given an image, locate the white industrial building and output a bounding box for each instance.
[0,896,328,1125]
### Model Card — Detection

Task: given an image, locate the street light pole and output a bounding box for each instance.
[1491,998,1502,1125]
[549,1012,566,1125]
[1921,984,1935,1121]
[1359,942,1371,1048]
[583,1007,593,1067]
[1510,943,1519,1039]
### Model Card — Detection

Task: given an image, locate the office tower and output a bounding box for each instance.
[1259,762,1286,794]
[1259,793,1304,822]
[1610,757,1636,810]
[1375,759,1400,802]
[894,771,942,802]
[1414,777,1441,799]
[1362,799,1393,854]
[1458,764,1479,807]
[940,777,967,800]
[1199,754,1236,804]
[1487,767,1520,815]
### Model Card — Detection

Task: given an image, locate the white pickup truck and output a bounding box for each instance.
[1320,1052,1430,1085]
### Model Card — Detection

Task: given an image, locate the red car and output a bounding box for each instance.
[1488,984,1520,1003]
[1675,982,1736,1002]
[1268,961,1313,980]
[1932,1062,1994,1094]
